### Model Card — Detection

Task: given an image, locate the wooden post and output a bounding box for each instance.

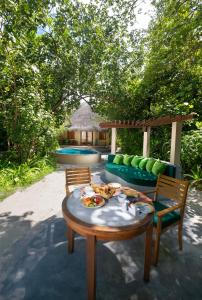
[143,126,151,157]
[87,235,96,300]
[170,121,182,165]
[111,127,117,154]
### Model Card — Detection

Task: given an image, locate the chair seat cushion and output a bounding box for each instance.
[153,201,181,228]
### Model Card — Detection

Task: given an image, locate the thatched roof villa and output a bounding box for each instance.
[61,102,110,146]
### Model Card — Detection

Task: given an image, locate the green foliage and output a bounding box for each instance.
[184,165,202,190]
[141,0,202,119]
[150,127,170,161]
[105,0,201,176]
[0,0,143,162]
[0,155,56,200]
[181,130,202,172]
[0,0,201,188]
[185,166,202,181]
[0,0,60,162]
[118,129,142,155]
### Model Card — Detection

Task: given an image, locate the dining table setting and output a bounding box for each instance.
[62,182,154,300]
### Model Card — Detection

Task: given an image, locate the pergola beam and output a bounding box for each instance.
[99,114,195,129]
[101,114,195,167]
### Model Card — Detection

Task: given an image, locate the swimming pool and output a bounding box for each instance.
[56,148,98,155]
[54,148,101,164]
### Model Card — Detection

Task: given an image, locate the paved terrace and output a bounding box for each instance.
[0,160,202,300]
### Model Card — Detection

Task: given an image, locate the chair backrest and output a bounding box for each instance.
[65,167,91,196]
[156,175,189,210]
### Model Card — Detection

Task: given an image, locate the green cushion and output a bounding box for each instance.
[108,154,115,163]
[153,201,181,228]
[146,158,156,173]
[131,155,143,168]
[139,157,149,170]
[105,163,157,186]
[113,154,123,165]
[152,159,167,176]
[123,154,134,166]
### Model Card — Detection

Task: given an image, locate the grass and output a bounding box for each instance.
[0,155,56,201]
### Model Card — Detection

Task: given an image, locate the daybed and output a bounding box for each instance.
[104,154,177,192]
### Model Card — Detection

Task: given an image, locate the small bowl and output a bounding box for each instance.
[85,186,94,193]
[84,191,95,197]
[117,193,127,203]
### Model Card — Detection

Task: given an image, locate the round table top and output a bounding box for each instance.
[65,188,152,228]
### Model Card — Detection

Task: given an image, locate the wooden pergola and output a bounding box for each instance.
[99,114,195,165]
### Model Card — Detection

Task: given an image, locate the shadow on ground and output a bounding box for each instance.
[0,188,202,300]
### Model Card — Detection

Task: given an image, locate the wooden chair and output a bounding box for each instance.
[65,167,91,253]
[144,174,189,265]
[65,167,91,196]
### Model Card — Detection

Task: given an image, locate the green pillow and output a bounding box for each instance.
[123,154,134,166]
[113,154,123,165]
[131,155,143,168]
[139,157,149,170]
[146,158,156,173]
[152,159,167,176]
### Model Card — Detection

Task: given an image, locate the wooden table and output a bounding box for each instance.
[62,189,153,300]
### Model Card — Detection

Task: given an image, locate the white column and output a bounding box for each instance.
[143,126,151,157]
[170,121,182,165]
[111,128,117,154]
[93,131,96,146]
[78,131,81,145]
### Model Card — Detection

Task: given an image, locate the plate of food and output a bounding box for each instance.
[122,187,139,198]
[108,182,121,189]
[91,183,116,200]
[81,195,105,208]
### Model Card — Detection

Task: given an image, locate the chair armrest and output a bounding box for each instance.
[143,189,157,195]
[157,203,183,218]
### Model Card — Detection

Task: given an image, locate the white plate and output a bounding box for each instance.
[108,182,121,189]
[135,202,154,214]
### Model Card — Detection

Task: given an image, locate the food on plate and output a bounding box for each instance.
[122,187,139,198]
[81,195,105,208]
[108,182,121,189]
[91,183,116,199]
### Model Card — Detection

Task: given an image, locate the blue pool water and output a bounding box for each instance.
[56,148,98,155]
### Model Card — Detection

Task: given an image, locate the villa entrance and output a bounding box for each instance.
[81,131,93,145]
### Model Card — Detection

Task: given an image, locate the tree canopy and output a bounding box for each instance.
[0,0,201,164]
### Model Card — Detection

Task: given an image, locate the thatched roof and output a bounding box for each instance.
[69,102,106,131]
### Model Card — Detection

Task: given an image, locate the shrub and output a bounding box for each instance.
[181,130,202,173]
[0,156,56,200]
[118,129,142,155]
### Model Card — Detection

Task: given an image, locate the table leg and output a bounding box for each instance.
[87,235,96,300]
[67,226,74,253]
[144,223,153,281]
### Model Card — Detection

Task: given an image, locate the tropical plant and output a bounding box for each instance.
[181,129,202,172]
[184,165,202,190]
[0,0,201,192]
[0,155,56,200]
